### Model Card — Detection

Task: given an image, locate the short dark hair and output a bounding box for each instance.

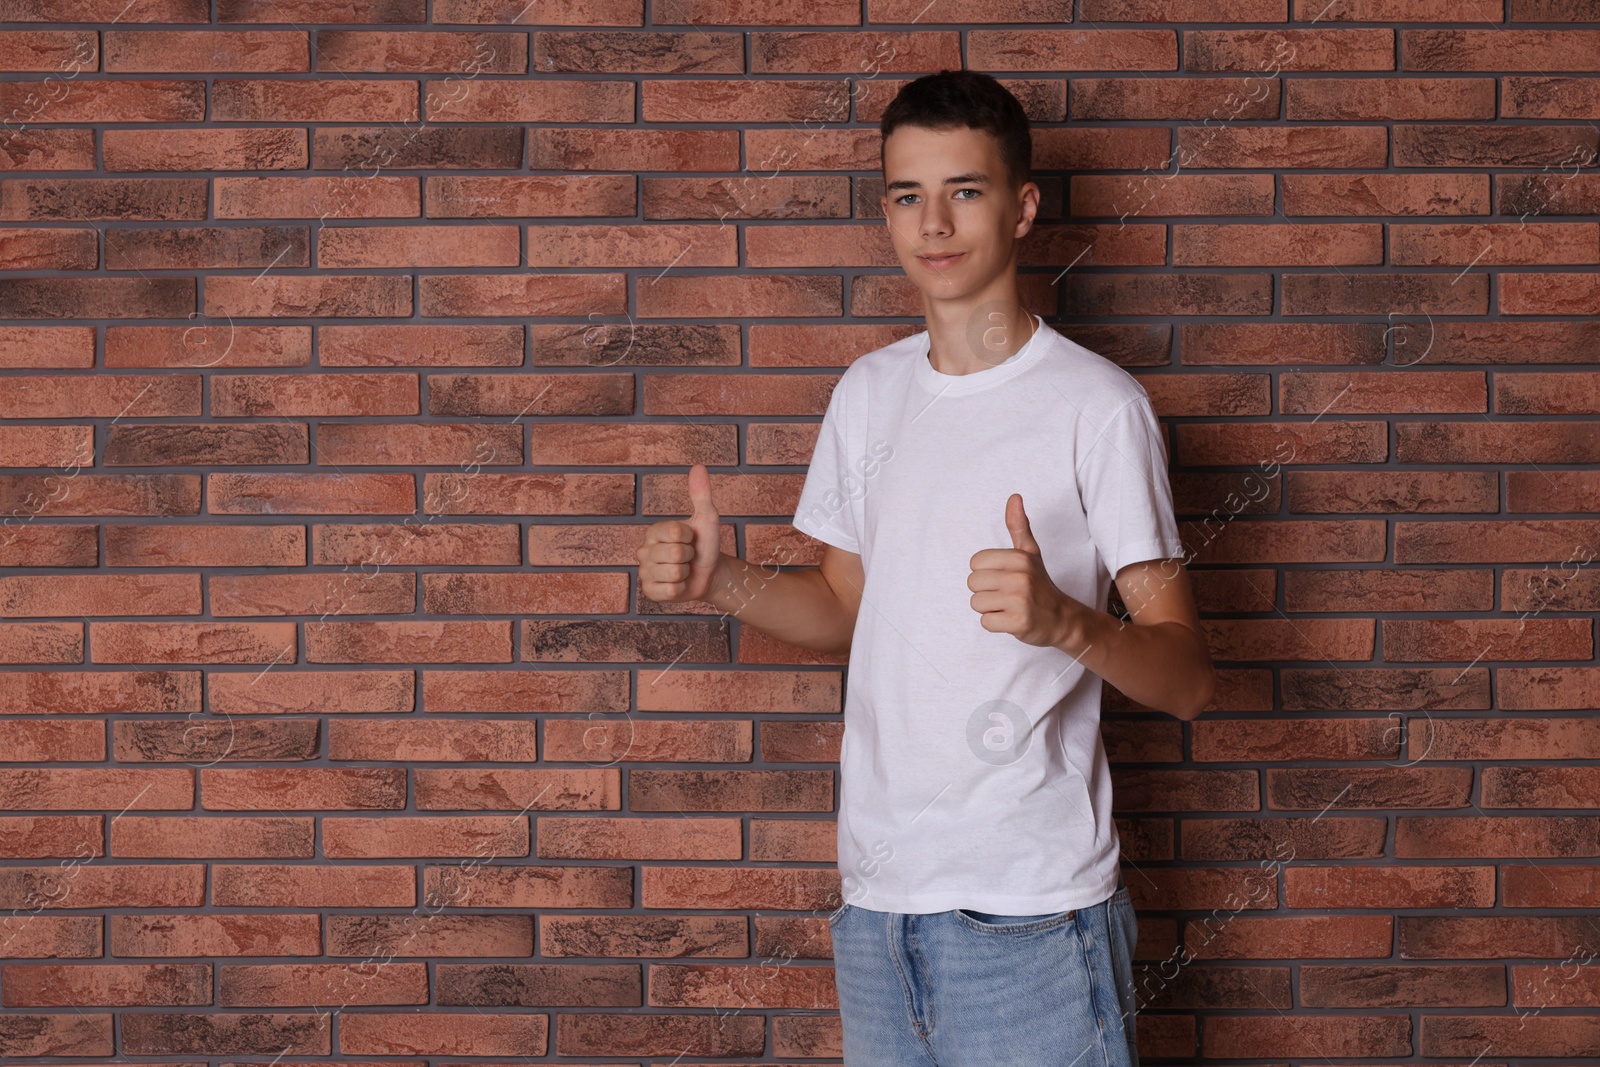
[879,69,1032,191]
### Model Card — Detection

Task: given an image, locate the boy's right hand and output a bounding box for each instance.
[636,463,723,604]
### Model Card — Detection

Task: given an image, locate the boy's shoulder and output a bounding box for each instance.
[1033,323,1152,405]
[836,327,926,384]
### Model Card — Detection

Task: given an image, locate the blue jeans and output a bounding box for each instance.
[828,878,1140,1066]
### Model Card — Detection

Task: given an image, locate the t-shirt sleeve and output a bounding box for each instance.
[1075,394,1185,581]
[792,384,863,555]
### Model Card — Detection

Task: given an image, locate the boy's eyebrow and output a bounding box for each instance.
[884,171,991,193]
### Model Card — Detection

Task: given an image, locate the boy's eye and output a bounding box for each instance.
[894,189,980,205]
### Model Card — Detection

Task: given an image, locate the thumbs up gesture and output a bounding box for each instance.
[968,493,1083,648]
[637,463,725,604]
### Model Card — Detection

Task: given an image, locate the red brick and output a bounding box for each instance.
[0,424,91,467]
[1180,321,1388,365]
[1188,519,1386,565]
[1289,76,1494,119]
[212,78,417,121]
[1383,618,1591,661]
[111,815,312,857]
[0,277,196,317]
[1283,171,1489,215]
[1066,271,1272,316]
[1403,28,1600,70]
[1283,566,1494,610]
[213,175,419,218]
[1145,371,1267,412]
[427,174,633,218]
[1281,369,1486,412]
[753,31,960,73]
[315,421,522,465]
[1398,421,1600,463]
[1395,123,1599,168]
[1395,221,1598,264]
[0,80,202,123]
[1284,863,1495,909]
[317,223,521,267]
[1177,222,1384,265]
[1395,518,1600,562]
[0,30,98,70]
[432,0,643,21]
[1177,421,1389,464]
[1204,618,1376,660]
[1071,172,1274,219]
[1307,0,1501,20]
[644,174,848,220]
[1189,27,1394,71]
[1283,271,1488,315]
[317,29,527,73]
[1482,764,1600,808]
[1083,0,1279,17]
[556,1010,757,1058]
[1504,73,1600,118]
[0,226,96,269]
[1073,76,1279,120]
[1501,862,1600,906]
[0,769,193,810]
[1397,815,1600,859]
[1184,913,1395,959]
[1401,914,1600,965]
[103,30,308,72]
[531,128,739,170]
[1179,124,1389,168]
[970,29,1173,72]
[1408,319,1600,364]
[877,0,1063,16]
[1206,1014,1409,1058]
[1498,666,1600,711]
[665,0,860,19]
[1504,271,1600,313]
[643,78,851,123]
[1039,125,1178,170]
[637,273,841,318]
[1282,666,1490,710]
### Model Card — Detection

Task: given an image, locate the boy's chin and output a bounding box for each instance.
[910,278,993,303]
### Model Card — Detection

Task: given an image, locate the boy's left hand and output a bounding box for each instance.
[968,493,1086,648]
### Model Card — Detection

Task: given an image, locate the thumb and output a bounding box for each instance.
[687,462,718,521]
[686,463,720,566]
[1007,493,1041,555]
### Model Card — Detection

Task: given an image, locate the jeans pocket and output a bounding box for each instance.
[954,905,1077,935]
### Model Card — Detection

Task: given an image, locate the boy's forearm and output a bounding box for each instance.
[1055,608,1215,720]
[701,553,855,656]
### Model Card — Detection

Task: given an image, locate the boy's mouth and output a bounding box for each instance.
[918,251,965,271]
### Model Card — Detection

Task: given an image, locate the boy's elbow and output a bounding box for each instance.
[1181,660,1217,720]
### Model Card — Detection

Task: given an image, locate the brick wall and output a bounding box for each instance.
[2,1,1599,1063]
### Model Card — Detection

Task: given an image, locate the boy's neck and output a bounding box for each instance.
[923,299,1038,376]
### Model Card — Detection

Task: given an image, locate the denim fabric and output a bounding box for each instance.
[827,877,1140,1067]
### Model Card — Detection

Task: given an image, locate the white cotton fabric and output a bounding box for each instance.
[793,314,1185,914]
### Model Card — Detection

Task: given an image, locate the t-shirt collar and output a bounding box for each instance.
[912,313,1049,396]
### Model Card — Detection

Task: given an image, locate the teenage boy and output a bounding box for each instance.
[637,69,1214,1067]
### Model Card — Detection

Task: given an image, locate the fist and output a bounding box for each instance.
[637,463,723,604]
[967,493,1081,648]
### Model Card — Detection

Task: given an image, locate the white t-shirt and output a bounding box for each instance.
[792,313,1185,915]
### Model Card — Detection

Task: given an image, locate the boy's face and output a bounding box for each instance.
[879,123,1039,303]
